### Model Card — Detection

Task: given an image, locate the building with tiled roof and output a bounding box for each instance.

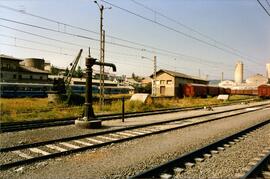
[150,69,209,97]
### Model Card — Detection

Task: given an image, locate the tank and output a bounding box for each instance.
[266,63,270,78]
[24,58,45,70]
[234,61,243,84]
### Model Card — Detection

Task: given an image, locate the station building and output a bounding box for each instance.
[0,54,49,83]
[151,69,209,97]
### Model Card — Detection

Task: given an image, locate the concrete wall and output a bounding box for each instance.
[266,63,270,79]
[155,73,175,96]
[234,61,243,83]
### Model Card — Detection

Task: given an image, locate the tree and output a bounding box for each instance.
[75,66,83,78]
[64,67,69,76]
[51,65,60,75]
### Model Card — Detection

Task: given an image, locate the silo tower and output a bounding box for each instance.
[266,63,270,78]
[234,61,243,84]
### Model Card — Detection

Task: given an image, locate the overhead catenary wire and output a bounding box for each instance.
[0,5,261,67]
[0,23,231,69]
[0,4,219,62]
[0,42,154,71]
[0,3,264,77]
[257,0,270,17]
[266,0,270,8]
[101,0,263,66]
[130,0,263,63]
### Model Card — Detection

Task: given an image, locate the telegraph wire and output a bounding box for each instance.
[265,0,270,9]
[0,5,262,67]
[101,0,262,66]
[0,42,74,56]
[0,4,207,60]
[130,0,260,62]
[0,4,263,76]
[257,0,270,17]
[0,23,226,68]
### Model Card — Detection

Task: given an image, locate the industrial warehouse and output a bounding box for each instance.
[0,1,270,179]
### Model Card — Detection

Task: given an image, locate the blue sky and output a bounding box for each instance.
[0,0,269,80]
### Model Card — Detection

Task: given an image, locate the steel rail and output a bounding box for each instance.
[132,120,270,178]
[0,99,263,132]
[0,105,269,170]
[241,151,270,179]
[1,103,269,153]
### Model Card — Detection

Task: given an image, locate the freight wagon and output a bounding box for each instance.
[258,84,270,98]
[183,83,207,98]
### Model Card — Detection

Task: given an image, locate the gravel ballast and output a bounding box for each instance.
[175,124,270,178]
[0,105,270,178]
[1,100,269,149]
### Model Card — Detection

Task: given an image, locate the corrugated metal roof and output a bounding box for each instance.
[154,69,208,82]
[0,54,23,61]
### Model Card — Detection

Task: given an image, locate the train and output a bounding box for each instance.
[183,83,261,98]
[258,84,270,98]
[0,82,132,98]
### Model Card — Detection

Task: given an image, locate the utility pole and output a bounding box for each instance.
[221,72,224,82]
[153,56,157,96]
[198,69,201,78]
[100,30,105,108]
[94,1,111,110]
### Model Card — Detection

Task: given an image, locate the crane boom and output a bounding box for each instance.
[64,49,83,89]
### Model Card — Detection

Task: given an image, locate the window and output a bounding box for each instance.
[40,76,43,80]
[1,73,3,78]
[13,74,17,79]
[30,75,33,80]
[160,80,165,85]
[18,75,22,79]
[7,64,10,69]
[167,80,172,85]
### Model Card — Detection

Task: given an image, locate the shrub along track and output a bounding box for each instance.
[0,98,262,132]
[0,103,269,171]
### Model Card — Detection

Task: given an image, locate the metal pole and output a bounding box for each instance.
[153,56,157,96]
[101,30,105,107]
[221,72,224,82]
[122,97,125,122]
[99,5,104,110]
[84,57,95,120]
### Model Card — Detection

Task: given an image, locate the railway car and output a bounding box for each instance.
[0,82,51,98]
[258,84,270,98]
[224,88,231,94]
[207,85,219,96]
[219,87,226,94]
[70,85,99,94]
[183,83,207,98]
[103,86,130,94]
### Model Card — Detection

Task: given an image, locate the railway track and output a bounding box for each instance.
[1,104,269,170]
[239,149,270,179]
[0,99,263,132]
[132,119,270,179]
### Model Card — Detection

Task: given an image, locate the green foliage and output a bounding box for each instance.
[0,95,259,122]
[75,66,83,78]
[52,78,66,94]
[64,67,69,76]
[50,65,61,75]
[135,83,152,93]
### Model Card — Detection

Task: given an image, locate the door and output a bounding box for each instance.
[160,86,165,96]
